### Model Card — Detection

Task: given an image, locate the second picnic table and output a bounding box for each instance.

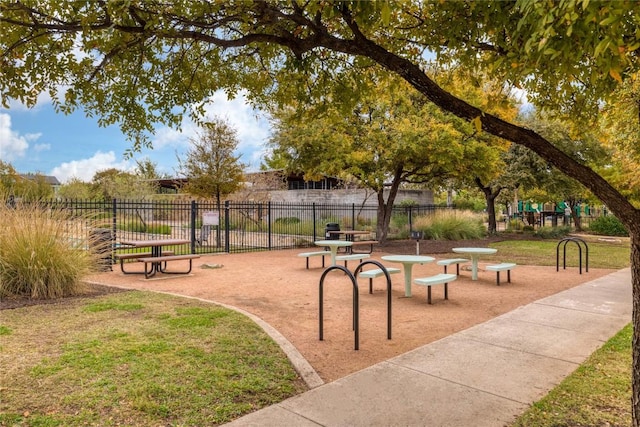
[452,247,498,280]
[380,254,435,297]
[314,240,353,266]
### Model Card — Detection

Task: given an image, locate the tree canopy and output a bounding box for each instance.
[176,118,245,206]
[267,71,513,241]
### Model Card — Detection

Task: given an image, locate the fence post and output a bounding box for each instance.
[312,203,317,240]
[352,203,355,229]
[408,205,413,234]
[225,201,230,253]
[111,199,117,241]
[268,201,272,250]
[190,200,197,254]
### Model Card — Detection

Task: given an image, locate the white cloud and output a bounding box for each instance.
[202,91,270,153]
[5,91,52,112]
[151,90,271,170]
[50,151,131,183]
[0,113,31,161]
[152,124,193,150]
[33,142,51,152]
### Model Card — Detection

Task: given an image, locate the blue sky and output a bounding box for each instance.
[0,91,271,184]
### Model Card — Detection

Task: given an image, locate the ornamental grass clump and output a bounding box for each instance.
[0,201,98,299]
[414,210,486,240]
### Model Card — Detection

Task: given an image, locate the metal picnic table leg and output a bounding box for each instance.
[329,247,338,266]
[152,245,162,274]
[402,264,413,297]
[470,255,479,280]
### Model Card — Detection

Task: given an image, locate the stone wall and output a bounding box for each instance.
[267,188,433,205]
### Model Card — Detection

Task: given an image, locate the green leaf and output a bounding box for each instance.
[381,2,391,26]
[471,116,482,133]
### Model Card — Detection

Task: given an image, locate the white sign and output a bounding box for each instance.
[202,211,219,226]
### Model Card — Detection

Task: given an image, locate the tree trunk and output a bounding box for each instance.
[475,178,501,235]
[376,191,389,244]
[375,169,403,245]
[568,200,583,232]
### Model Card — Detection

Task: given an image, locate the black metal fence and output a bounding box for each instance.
[50,199,454,255]
[45,198,603,257]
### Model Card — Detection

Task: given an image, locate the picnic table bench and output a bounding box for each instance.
[298,250,331,269]
[349,240,379,254]
[326,229,378,254]
[138,254,200,279]
[335,253,370,268]
[485,262,517,285]
[118,238,197,279]
[414,273,457,304]
[115,251,175,274]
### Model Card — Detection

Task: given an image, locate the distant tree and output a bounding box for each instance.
[268,74,511,242]
[599,79,640,205]
[135,158,163,179]
[134,158,162,194]
[0,161,19,197]
[0,164,53,202]
[91,168,157,200]
[58,178,94,200]
[434,69,519,234]
[177,118,245,209]
[520,115,609,231]
[12,173,54,202]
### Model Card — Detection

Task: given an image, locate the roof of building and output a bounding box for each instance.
[19,174,61,185]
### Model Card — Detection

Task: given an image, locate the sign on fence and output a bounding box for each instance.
[202,211,219,226]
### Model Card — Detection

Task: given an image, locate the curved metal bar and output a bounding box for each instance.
[354,260,393,340]
[318,265,360,350]
[556,237,589,274]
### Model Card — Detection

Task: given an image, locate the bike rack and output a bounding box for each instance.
[353,260,393,341]
[318,261,393,351]
[556,237,589,274]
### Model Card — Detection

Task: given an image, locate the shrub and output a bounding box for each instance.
[0,202,96,299]
[588,215,628,237]
[413,210,486,240]
[274,216,300,224]
[117,221,171,235]
[534,226,571,239]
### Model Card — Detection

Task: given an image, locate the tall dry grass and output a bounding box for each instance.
[413,209,486,240]
[0,200,101,299]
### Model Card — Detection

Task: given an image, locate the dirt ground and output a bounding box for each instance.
[2,237,616,383]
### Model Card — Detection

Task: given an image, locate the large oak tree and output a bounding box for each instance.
[3,1,640,422]
[267,75,507,243]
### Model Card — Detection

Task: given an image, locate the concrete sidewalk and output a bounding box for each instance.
[226,268,631,427]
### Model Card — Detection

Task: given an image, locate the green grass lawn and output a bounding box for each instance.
[500,235,632,426]
[0,291,306,426]
[488,237,630,269]
[511,324,632,426]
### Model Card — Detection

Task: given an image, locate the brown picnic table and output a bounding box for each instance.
[117,238,199,278]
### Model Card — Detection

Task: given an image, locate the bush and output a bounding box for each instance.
[117,221,171,235]
[588,215,628,237]
[0,203,96,299]
[274,216,300,224]
[413,210,486,240]
[534,226,571,239]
